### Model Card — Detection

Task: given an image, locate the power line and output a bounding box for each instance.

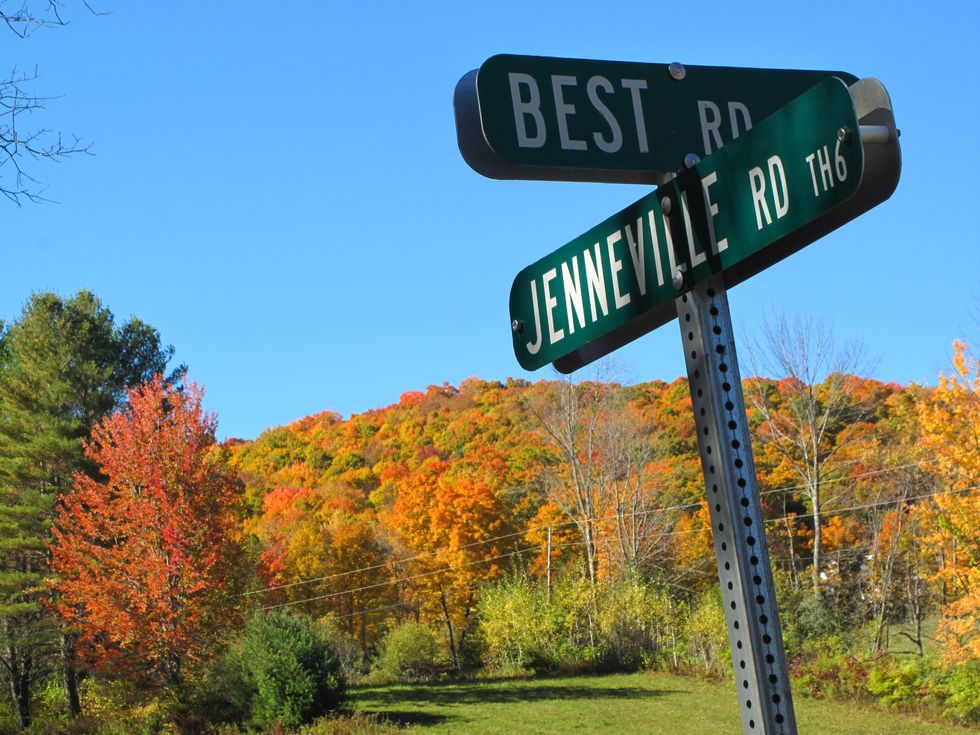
[260,540,587,612]
[258,484,978,613]
[242,460,939,598]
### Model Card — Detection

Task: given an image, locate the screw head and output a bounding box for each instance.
[672,269,685,290]
[511,319,523,334]
[668,62,686,81]
[661,196,672,216]
[837,127,852,144]
[684,153,700,169]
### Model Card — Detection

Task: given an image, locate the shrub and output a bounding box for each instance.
[476,575,594,675]
[595,573,675,671]
[942,660,980,725]
[681,587,730,678]
[373,622,443,681]
[794,641,871,702]
[295,712,404,734]
[234,610,347,729]
[867,655,980,725]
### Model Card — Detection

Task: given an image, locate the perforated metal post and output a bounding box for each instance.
[676,276,797,735]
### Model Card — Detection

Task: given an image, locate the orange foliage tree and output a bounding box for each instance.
[384,457,514,670]
[48,376,242,687]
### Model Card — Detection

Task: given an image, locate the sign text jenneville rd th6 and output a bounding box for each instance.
[509,77,864,371]
[455,54,857,183]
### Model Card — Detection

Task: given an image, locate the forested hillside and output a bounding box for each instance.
[230,370,977,673]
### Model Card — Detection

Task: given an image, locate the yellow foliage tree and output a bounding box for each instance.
[917,340,980,663]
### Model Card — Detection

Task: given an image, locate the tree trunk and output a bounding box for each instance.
[439,590,459,672]
[783,496,799,589]
[61,632,81,718]
[359,608,367,656]
[872,506,904,653]
[546,526,552,602]
[582,519,598,586]
[9,657,31,730]
[810,466,822,592]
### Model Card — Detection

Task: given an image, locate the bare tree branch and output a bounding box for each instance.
[0,1,101,204]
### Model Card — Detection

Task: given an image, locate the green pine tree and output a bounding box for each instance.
[0,291,178,728]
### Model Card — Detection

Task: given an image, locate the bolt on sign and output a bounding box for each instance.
[454,54,857,183]
[510,76,884,372]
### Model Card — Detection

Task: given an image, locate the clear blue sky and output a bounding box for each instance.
[3,1,978,440]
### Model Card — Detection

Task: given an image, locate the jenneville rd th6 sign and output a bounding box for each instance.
[454,54,857,183]
[509,76,863,371]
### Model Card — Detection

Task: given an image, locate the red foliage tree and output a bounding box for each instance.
[48,375,242,687]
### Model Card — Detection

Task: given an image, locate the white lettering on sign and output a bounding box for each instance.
[700,171,729,254]
[768,156,789,219]
[542,267,563,344]
[607,231,631,310]
[508,73,546,148]
[505,73,652,155]
[624,218,647,296]
[749,155,789,230]
[584,243,608,322]
[519,166,739,359]
[648,201,677,288]
[698,100,753,155]
[749,167,771,229]
[525,279,543,356]
[620,79,649,153]
[587,76,623,153]
[562,257,586,335]
[680,191,706,267]
[805,139,849,196]
[552,75,587,151]
[728,102,751,138]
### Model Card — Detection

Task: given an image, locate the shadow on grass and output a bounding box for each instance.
[354,677,673,709]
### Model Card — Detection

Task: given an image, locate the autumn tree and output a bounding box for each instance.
[747,314,877,591]
[48,375,242,688]
[917,340,980,663]
[385,458,513,671]
[0,291,174,726]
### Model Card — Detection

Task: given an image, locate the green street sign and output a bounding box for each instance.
[455,54,858,183]
[509,77,866,372]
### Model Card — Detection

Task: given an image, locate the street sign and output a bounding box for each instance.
[456,53,902,735]
[454,54,858,184]
[509,76,866,372]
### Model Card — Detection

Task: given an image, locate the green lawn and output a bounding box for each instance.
[350,671,968,734]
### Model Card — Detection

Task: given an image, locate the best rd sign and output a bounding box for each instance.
[454,54,858,183]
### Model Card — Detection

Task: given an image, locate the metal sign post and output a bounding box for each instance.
[677,276,795,734]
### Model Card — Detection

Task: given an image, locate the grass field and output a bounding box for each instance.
[350,671,969,734]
